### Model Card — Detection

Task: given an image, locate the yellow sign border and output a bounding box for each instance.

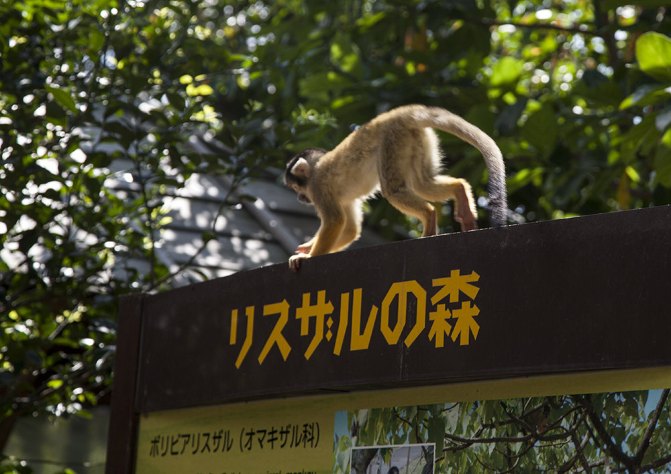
[136,367,671,473]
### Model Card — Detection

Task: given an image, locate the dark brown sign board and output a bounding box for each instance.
[107,205,671,473]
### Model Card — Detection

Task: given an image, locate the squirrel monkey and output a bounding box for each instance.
[284,104,507,271]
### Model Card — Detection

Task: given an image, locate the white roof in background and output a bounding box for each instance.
[0,152,387,291]
[105,161,387,288]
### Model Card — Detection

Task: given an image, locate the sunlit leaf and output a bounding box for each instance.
[47,379,64,389]
[490,57,524,88]
[186,83,214,96]
[356,11,385,29]
[619,85,671,110]
[636,32,671,82]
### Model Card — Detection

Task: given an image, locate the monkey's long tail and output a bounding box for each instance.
[417,106,508,227]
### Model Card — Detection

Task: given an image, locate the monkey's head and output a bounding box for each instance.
[284,148,326,205]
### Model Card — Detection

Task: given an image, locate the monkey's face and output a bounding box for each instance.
[288,182,312,205]
[285,148,325,206]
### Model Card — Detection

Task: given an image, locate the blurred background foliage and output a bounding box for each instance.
[0,0,670,471]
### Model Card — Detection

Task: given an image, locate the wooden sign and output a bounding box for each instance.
[106,206,671,473]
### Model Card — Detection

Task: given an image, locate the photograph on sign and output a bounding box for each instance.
[334,407,439,473]
[333,388,669,473]
[133,383,671,472]
[349,443,435,474]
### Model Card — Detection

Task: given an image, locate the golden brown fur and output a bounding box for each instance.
[284,104,507,271]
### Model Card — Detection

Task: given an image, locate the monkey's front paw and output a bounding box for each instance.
[296,242,313,254]
[288,253,311,272]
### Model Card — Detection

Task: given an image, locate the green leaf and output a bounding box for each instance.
[654,130,671,187]
[508,167,544,192]
[625,165,641,183]
[186,83,214,96]
[356,11,385,29]
[521,103,557,158]
[655,106,671,132]
[427,413,446,455]
[616,115,657,161]
[201,230,216,243]
[577,69,623,106]
[330,34,362,76]
[636,32,671,82]
[619,84,671,110]
[490,57,524,88]
[88,28,104,52]
[47,379,64,389]
[46,85,77,113]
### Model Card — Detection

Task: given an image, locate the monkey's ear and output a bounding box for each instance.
[290,157,311,179]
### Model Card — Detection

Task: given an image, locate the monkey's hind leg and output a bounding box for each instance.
[414,176,477,232]
[383,186,437,237]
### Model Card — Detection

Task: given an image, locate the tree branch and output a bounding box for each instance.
[593,1,619,70]
[565,428,592,473]
[145,174,246,292]
[633,389,670,466]
[640,451,671,472]
[443,428,570,446]
[0,413,19,452]
[577,395,634,471]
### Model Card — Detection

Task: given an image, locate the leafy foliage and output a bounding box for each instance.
[1,0,670,471]
[337,390,671,472]
[233,0,671,229]
[0,0,273,455]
